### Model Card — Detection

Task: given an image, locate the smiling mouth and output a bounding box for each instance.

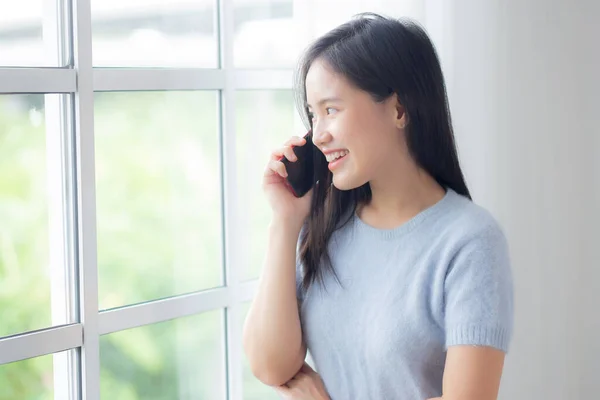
[327,151,348,171]
[325,150,349,162]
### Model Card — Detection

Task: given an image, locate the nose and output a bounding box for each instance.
[311,123,332,148]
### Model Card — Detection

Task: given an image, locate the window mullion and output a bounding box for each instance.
[71,0,100,399]
[44,0,78,397]
[219,0,243,399]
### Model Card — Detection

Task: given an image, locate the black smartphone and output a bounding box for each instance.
[280,131,315,197]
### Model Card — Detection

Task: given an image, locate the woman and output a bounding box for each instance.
[243,12,513,400]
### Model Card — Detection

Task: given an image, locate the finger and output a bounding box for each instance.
[271,146,296,162]
[270,146,285,160]
[266,159,288,178]
[284,135,306,147]
[283,146,298,162]
[272,145,298,162]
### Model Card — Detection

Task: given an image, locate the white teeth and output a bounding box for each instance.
[325,150,349,162]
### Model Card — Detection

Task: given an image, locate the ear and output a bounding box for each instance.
[387,93,408,130]
[395,96,408,130]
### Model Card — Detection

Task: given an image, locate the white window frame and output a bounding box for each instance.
[0,0,288,399]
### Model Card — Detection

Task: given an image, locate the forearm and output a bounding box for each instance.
[242,221,306,386]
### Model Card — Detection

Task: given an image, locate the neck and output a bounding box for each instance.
[358,158,446,229]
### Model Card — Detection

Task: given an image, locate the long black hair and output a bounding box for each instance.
[294,13,471,293]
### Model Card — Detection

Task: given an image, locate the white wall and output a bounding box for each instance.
[426,0,599,398]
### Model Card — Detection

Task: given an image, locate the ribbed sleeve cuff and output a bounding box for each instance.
[446,324,511,353]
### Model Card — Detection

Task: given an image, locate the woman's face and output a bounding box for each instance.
[305,58,406,191]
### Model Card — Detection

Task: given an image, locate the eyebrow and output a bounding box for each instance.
[306,97,342,108]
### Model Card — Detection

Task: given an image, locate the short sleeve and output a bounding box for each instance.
[444,224,514,352]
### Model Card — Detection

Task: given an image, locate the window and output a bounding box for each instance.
[0,350,75,400]
[0,0,412,398]
[0,94,73,338]
[0,1,294,398]
[0,0,69,67]
[90,0,218,68]
[94,91,222,309]
[233,0,296,68]
[100,311,226,399]
[235,90,296,281]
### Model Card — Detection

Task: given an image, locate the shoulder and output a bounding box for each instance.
[431,192,513,301]
[435,189,509,253]
[422,189,512,282]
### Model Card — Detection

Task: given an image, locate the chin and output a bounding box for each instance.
[331,173,365,191]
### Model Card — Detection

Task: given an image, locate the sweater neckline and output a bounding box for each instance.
[352,188,456,240]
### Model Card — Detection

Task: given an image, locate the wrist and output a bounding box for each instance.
[269,214,305,235]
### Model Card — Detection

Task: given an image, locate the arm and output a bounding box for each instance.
[242,221,307,387]
[430,222,513,400]
[279,346,505,400]
[428,345,505,400]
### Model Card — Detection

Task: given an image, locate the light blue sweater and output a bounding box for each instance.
[296,188,514,399]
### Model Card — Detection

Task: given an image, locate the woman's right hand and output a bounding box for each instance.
[263,135,313,229]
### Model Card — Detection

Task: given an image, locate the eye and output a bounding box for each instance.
[326,107,337,115]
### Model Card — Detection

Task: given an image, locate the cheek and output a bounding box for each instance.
[333,109,397,171]
[346,126,390,162]
[335,115,370,150]
[353,143,387,175]
[350,131,399,182]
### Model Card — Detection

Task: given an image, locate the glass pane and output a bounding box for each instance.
[236,90,296,281]
[91,0,218,67]
[0,0,63,67]
[100,311,226,400]
[234,0,298,68]
[0,350,71,400]
[95,91,222,309]
[0,94,62,337]
[241,302,280,400]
